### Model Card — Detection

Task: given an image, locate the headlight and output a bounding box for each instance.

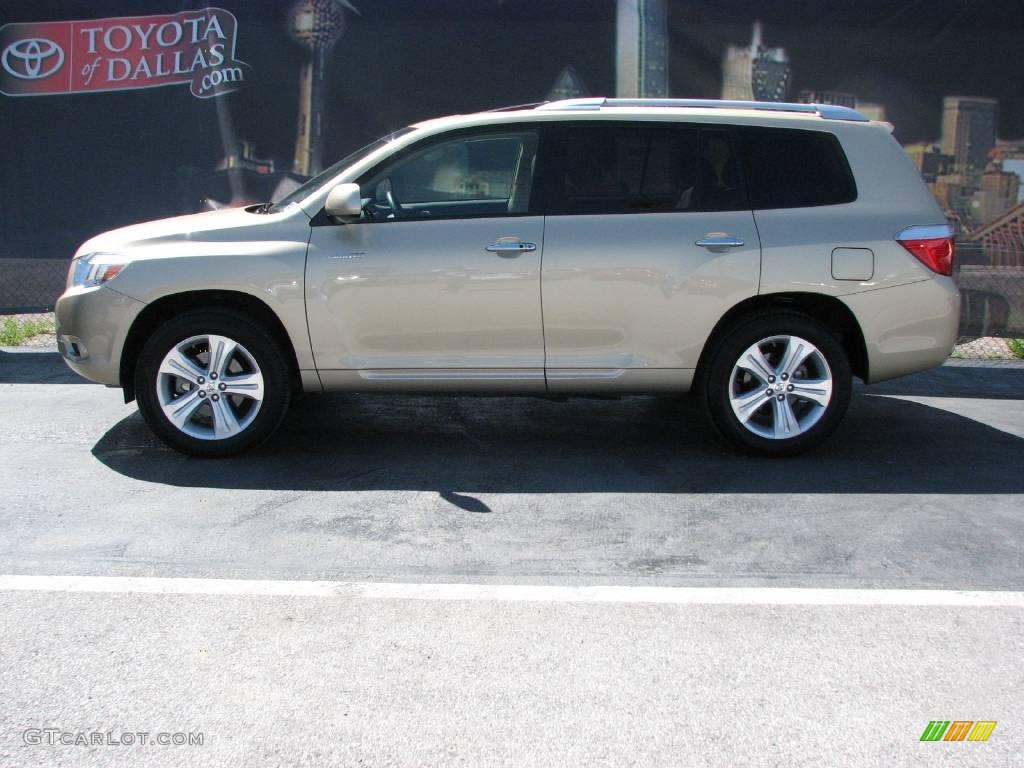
[69,253,130,289]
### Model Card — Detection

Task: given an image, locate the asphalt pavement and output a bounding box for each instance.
[1,347,1022,767]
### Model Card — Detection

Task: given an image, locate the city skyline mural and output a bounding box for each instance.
[2,0,1023,333]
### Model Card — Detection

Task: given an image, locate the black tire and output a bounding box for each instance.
[134,309,292,457]
[700,311,852,456]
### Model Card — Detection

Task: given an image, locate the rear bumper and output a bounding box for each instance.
[841,276,960,384]
[54,285,145,386]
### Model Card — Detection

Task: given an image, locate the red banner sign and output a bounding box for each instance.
[0,8,251,98]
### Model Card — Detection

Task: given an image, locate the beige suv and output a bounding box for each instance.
[56,98,959,457]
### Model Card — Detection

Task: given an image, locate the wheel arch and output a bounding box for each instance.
[694,292,869,386]
[119,289,301,403]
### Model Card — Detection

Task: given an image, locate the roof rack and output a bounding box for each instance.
[533,97,869,122]
[483,101,549,113]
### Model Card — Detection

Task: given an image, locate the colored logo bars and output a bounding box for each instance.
[920,720,997,742]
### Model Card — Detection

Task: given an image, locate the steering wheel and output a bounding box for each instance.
[385,187,404,219]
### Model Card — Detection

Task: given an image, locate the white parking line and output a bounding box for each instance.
[1,574,1023,607]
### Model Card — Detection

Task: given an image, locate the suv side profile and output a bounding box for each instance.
[56,98,960,457]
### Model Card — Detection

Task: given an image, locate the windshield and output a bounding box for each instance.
[267,127,417,213]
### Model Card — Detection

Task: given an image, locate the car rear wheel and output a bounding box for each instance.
[702,312,852,456]
[135,310,291,457]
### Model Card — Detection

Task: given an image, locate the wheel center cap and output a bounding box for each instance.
[774,383,785,392]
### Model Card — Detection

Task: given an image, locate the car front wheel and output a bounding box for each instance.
[702,312,852,456]
[134,310,292,457]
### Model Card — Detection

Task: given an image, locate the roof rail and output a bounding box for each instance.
[483,101,549,112]
[534,97,869,122]
[533,98,607,111]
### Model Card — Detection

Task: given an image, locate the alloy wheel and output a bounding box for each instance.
[728,334,833,440]
[156,334,265,440]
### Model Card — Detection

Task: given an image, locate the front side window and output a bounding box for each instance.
[549,124,746,215]
[360,130,539,221]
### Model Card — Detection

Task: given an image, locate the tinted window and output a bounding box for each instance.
[738,127,857,209]
[698,129,747,211]
[556,125,699,214]
[552,124,746,215]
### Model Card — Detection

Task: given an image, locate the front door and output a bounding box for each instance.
[306,127,546,391]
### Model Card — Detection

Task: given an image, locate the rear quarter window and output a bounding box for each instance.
[738,127,857,209]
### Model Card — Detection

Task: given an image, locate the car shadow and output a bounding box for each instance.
[868,363,1024,400]
[91,384,1024,495]
[0,349,94,384]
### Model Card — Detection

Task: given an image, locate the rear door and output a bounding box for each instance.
[539,121,761,391]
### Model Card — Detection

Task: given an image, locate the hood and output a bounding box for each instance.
[74,206,300,259]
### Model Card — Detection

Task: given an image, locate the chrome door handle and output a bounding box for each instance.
[485,241,537,255]
[695,236,744,248]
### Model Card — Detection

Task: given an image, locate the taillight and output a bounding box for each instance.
[896,226,955,276]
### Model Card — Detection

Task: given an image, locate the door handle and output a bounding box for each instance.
[695,235,745,248]
[485,241,537,256]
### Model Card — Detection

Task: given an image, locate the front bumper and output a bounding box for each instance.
[54,284,146,386]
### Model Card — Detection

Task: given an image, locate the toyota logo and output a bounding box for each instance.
[1,38,65,80]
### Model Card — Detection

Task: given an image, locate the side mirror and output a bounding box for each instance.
[324,182,363,221]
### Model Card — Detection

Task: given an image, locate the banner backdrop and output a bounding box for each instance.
[0,8,251,98]
[2,0,1023,336]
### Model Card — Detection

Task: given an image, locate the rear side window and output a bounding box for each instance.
[738,127,856,209]
[556,125,699,214]
[549,124,746,215]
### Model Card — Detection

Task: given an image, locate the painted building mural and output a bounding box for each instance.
[2,0,1023,336]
